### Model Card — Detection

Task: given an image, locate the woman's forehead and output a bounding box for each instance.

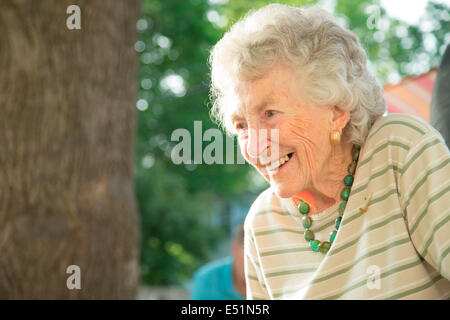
[228,70,297,120]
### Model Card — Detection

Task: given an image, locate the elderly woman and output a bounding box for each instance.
[208,4,450,299]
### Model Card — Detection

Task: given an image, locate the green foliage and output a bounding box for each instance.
[334,0,450,82]
[136,0,449,285]
[136,0,261,285]
[215,0,449,83]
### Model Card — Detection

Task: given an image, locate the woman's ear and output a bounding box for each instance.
[331,106,350,131]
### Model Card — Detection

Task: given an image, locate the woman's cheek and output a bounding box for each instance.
[285,115,319,151]
[239,138,259,168]
[284,115,331,179]
[238,138,250,162]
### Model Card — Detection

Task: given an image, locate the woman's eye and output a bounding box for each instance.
[235,123,246,130]
[266,110,277,117]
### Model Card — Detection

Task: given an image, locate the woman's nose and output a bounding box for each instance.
[247,127,269,159]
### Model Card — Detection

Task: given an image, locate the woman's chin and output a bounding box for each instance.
[271,183,297,199]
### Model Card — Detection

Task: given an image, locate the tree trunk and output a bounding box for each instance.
[0,0,141,299]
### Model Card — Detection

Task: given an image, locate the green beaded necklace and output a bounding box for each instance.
[297,144,360,254]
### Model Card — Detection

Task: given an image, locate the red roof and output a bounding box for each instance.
[383,68,437,122]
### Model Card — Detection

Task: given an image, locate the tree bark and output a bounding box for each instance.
[0,0,141,299]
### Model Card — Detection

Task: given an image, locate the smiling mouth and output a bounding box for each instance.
[263,152,294,172]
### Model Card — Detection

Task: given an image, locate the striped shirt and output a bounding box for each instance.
[244,113,450,299]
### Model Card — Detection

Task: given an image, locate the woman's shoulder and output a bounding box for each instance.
[367,113,433,142]
[247,187,278,216]
[244,187,286,232]
[364,113,445,152]
[359,113,448,169]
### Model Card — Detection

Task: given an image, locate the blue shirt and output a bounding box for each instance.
[191,256,244,300]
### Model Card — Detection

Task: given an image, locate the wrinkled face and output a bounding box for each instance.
[229,64,336,198]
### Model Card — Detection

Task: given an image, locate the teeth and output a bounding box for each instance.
[266,155,290,171]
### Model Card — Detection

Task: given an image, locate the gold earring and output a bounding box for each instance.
[330,130,341,145]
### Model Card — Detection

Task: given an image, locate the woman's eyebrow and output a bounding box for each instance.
[230,112,244,123]
[254,100,271,113]
[230,98,274,123]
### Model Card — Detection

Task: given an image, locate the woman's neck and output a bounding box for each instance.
[306,142,354,214]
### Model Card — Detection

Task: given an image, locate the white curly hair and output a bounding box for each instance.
[209,3,386,146]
